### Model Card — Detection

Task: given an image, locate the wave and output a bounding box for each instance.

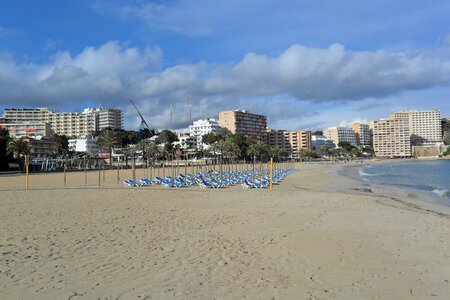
[358,169,380,177]
[431,189,450,198]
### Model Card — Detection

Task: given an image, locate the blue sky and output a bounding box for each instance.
[1,0,450,130]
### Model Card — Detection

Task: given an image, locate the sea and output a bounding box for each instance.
[356,160,450,207]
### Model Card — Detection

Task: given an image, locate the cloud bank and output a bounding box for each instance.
[1,41,450,129]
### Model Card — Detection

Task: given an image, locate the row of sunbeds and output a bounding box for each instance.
[123,168,294,189]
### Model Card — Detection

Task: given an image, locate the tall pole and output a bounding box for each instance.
[270,157,273,191]
[84,157,87,185]
[64,160,67,187]
[116,156,120,184]
[25,155,29,191]
[170,103,173,130]
[189,99,192,124]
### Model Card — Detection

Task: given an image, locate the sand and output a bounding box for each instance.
[0,163,449,299]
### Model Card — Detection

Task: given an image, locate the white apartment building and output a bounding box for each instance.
[68,137,100,156]
[390,110,442,145]
[174,132,196,150]
[323,127,356,146]
[370,119,412,158]
[3,107,123,138]
[83,107,123,131]
[189,118,226,149]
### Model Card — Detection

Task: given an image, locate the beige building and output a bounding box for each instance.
[3,107,123,137]
[370,119,412,158]
[351,122,371,146]
[0,122,51,139]
[390,110,442,145]
[219,110,267,141]
[323,127,356,146]
[267,129,312,157]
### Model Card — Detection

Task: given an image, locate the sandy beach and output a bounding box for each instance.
[1,163,449,299]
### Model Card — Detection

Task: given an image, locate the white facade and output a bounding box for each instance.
[189,118,226,149]
[174,132,196,149]
[390,110,442,145]
[68,137,100,156]
[3,107,123,138]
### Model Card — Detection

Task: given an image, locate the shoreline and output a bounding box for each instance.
[334,160,450,218]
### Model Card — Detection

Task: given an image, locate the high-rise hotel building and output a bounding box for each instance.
[1,107,123,138]
[267,129,312,157]
[370,119,412,158]
[189,118,227,149]
[390,110,442,145]
[351,122,371,146]
[323,127,357,146]
[219,110,267,141]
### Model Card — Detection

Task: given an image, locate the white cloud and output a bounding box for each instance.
[1,41,450,129]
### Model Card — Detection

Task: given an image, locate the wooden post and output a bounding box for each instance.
[98,165,101,186]
[102,164,105,183]
[132,158,136,181]
[150,160,153,179]
[64,160,67,187]
[116,157,120,184]
[270,157,273,191]
[84,157,87,185]
[25,155,29,191]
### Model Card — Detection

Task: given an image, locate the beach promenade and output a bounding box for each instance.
[1,164,449,299]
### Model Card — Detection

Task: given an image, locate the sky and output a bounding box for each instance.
[0,0,450,131]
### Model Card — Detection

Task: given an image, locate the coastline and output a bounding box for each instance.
[335,160,450,217]
[1,164,450,299]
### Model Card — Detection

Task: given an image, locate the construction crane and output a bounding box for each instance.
[130,100,153,141]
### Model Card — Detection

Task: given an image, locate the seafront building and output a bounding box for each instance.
[68,137,100,156]
[28,136,58,158]
[311,135,336,150]
[323,127,356,146]
[351,122,371,146]
[219,110,267,142]
[174,132,196,150]
[370,119,412,158]
[189,118,227,149]
[2,107,123,137]
[267,129,312,157]
[0,122,51,139]
[390,110,442,145]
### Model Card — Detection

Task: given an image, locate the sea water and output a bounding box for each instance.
[358,160,450,206]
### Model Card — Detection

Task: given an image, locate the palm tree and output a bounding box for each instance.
[225,139,241,161]
[7,138,29,158]
[7,139,29,171]
[269,146,285,162]
[97,130,119,168]
[146,142,161,160]
[122,146,136,168]
[247,143,260,170]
